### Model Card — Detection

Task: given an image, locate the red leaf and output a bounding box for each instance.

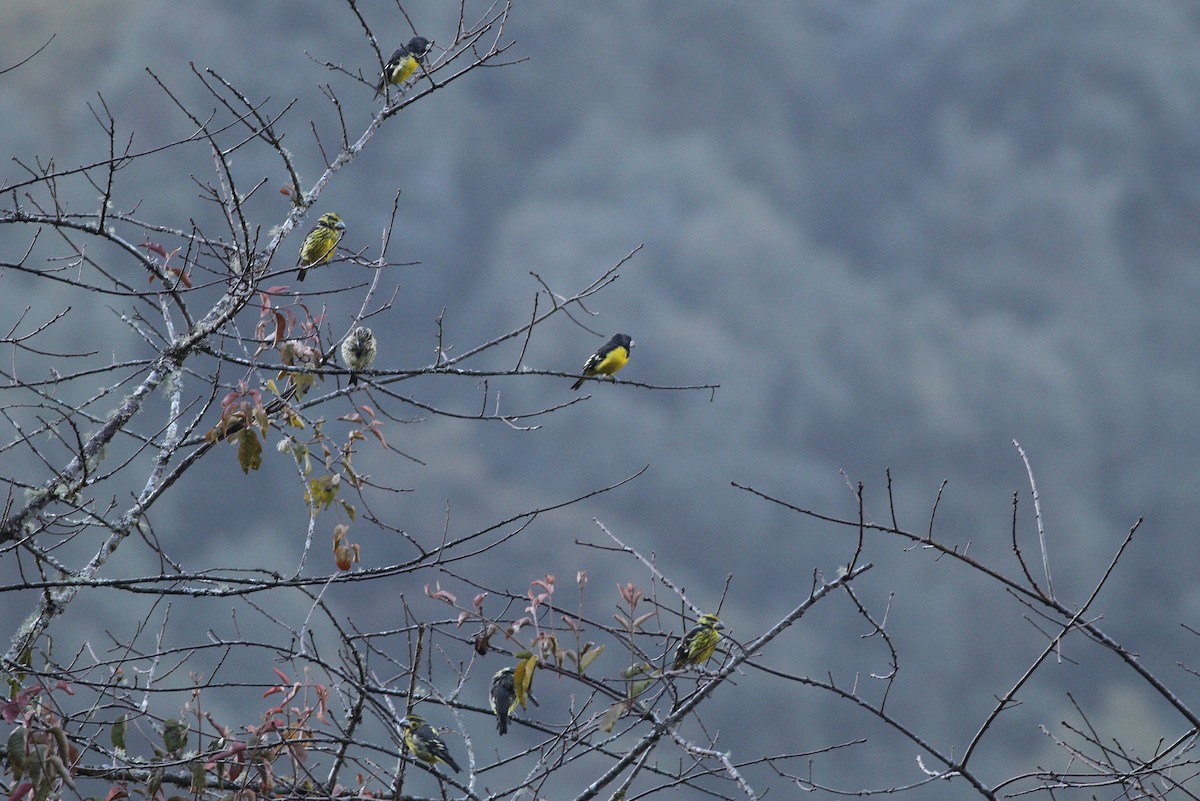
[424,583,456,604]
[368,426,388,448]
[166,266,193,288]
[204,740,247,769]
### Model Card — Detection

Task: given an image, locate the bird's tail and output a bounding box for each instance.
[297,268,308,282]
[443,754,462,774]
[570,376,585,390]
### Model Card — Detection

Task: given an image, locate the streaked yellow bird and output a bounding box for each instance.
[672,613,725,670]
[571,333,634,390]
[376,36,433,97]
[296,212,345,282]
[398,714,461,774]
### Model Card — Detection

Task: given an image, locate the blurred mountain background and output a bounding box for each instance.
[3,1,1200,797]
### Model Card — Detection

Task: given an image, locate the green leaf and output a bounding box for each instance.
[621,663,648,678]
[147,767,164,798]
[7,728,27,778]
[514,654,537,709]
[237,429,262,473]
[162,719,187,757]
[578,643,605,673]
[305,475,340,510]
[190,761,206,792]
[111,714,127,751]
[599,701,625,733]
[34,774,52,801]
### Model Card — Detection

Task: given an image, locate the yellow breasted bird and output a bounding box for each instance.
[398,714,461,774]
[296,212,346,282]
[672,613,725,670]
[376,36,433,97]
[571,333,634,390]
[340,327,377,386]
[489,667,517,735]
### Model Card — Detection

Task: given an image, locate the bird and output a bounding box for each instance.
[340,327,377,386]
[570,333,634,390]
[672,613,725,670]
[296,212,346,282]
[489,667,517,735]
[376,36,433,97]
[398,714,461,774]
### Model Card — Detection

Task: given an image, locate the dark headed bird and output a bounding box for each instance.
[571,333,634,390]
[376,36,433,97]
[489,667,517,735]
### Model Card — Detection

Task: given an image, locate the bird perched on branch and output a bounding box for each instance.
[340,327,377,386]
[296,212,345,282]
[571,333,634,390]
[489,667,517,735]
[398,714,461,774]
[376,36,433,97]
[672,613,725,670]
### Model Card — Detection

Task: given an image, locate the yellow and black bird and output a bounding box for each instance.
[398,714,461,774]
[340,327,377,386]
[570,333,634,390]
[296,212,346,282]
[489,667,517,736]
[672,613,725,670]
[376,36,433,97]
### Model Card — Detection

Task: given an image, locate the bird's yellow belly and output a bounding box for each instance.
[393,58,418,84]
[592,348,629,377]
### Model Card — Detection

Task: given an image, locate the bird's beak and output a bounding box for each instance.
[397,717,410,727]
[335,221,347,231]
[715,621,726,630]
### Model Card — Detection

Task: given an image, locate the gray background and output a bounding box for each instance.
[2,2,1198,797]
